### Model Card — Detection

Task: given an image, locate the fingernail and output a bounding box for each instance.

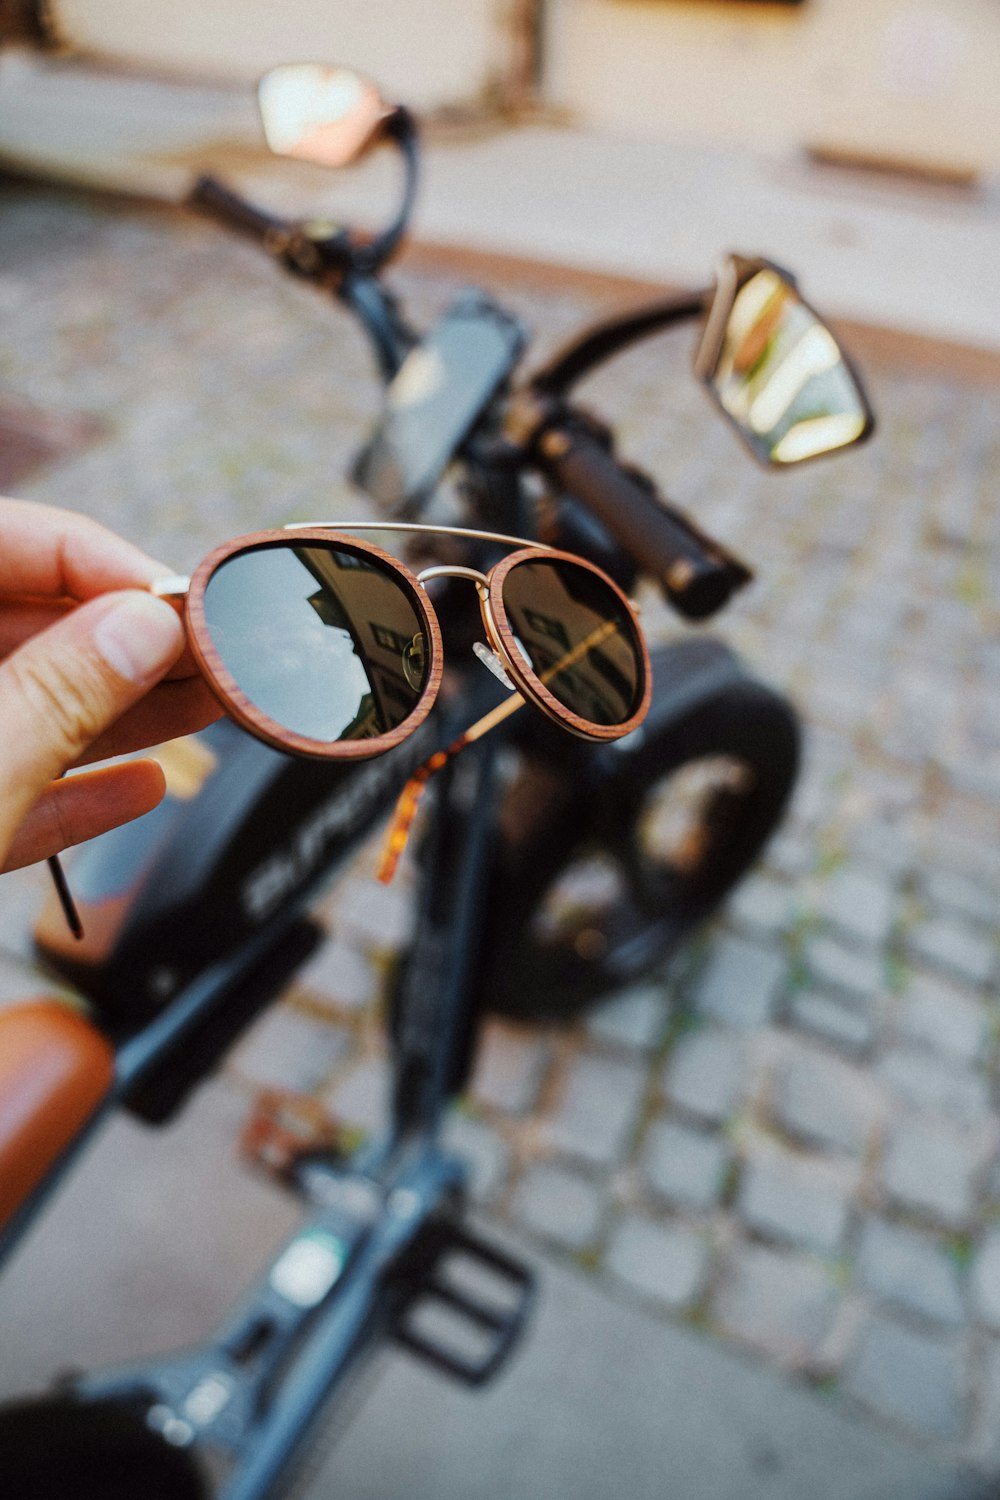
[93,593,184,685]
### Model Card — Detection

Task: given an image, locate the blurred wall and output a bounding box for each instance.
[544,0,999,173]
[52,0,505,110]
[50,0,1000,174]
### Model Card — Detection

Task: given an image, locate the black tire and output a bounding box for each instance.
[0,1395,208,1500]
[479,643,799,1021]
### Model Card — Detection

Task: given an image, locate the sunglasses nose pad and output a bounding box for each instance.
[472,641,516,691]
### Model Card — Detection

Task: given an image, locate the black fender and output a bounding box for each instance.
[496,635,798,858]
[34,716,437,1034]
[469,635,800,1025]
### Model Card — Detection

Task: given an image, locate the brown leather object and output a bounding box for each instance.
[0,1000,113,1231]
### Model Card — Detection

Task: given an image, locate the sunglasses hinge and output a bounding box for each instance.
[152,575,191,600]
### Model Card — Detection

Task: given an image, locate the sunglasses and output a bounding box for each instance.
[48,522,651,934]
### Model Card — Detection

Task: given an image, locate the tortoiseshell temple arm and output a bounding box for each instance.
[376,693,526,884]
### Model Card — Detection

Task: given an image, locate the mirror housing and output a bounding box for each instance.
[695,255,874,466]
[258,64,396,169]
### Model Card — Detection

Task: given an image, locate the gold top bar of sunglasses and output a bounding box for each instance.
[283,520,558,552]
[151,523,558,602]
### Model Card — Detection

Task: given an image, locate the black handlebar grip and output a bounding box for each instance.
[188,175,287,243]
[535,424,750,620]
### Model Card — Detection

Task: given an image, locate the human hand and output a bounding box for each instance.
[0,498,221,873]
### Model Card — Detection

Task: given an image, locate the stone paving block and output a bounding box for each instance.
[296,936,381,1013]
[772,1046,887,1155]
[324,1055,391,1136]
[880,1117,988,1229]
[585,980,669,1053]
[983,1146,1000,1206]
[879,722,947,777]
[606,1214,710,1310]
[877,1047,992,1127]
[894,971,991,1066]
[856,1217,965,1327]
[710,1241,840,1367]
[971,667,1000,735]
[441,1110,511,1205]
[921,868,999,927]
[905,916,997,989]
[546,1051,647,1168]
[803,934,885,1003]
[816,865,898,949]
[946,759,1000,806]
[969,1338,1000,1466]
[691,935,787,1029]
[970,1228,1000,1334]
[787,774,836,832]
[661,1026,747,1125]
[762,831,815,880]
[736,1143,857,1255]
[642,1118,730,1212]
[986,1151,1000,1205]
[726,874,796,938]
[849,820,917,877]
[512,1162,603,1251]
[843,1311,967,1441]
[920,825,1000,889]
[809,675,873,735]
[470,1022,550,1116]
[787,989,875,1055]
[230,1004,351,1093]
[840,761,921,822]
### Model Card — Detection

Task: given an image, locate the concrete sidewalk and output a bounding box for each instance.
[0,48,998,350]
[0,1079,975,1500]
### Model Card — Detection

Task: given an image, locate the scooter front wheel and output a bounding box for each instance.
[480,642,799,1021]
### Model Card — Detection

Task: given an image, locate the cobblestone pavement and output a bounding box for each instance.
[1,181,999,1470]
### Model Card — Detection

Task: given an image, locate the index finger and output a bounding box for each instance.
[0,497,176,602]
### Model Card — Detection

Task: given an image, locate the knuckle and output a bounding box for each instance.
[5,644,110,767]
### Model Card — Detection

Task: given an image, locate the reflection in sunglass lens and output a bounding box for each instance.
[500,559,643,727]
[203,541,430,743]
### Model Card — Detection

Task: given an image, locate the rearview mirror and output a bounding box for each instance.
[258,64,395,169]
[695,256,874,465]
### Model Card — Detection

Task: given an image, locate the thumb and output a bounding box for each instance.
[0,590,184,859]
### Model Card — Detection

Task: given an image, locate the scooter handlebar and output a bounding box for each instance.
[188,175,288,243]
[533,414,751,620]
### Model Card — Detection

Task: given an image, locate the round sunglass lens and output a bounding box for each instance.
[202,541,430,744]
[499,558,644,727]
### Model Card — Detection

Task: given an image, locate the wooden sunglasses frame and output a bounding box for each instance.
[161,524,651,760]
[182,528,444,761]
